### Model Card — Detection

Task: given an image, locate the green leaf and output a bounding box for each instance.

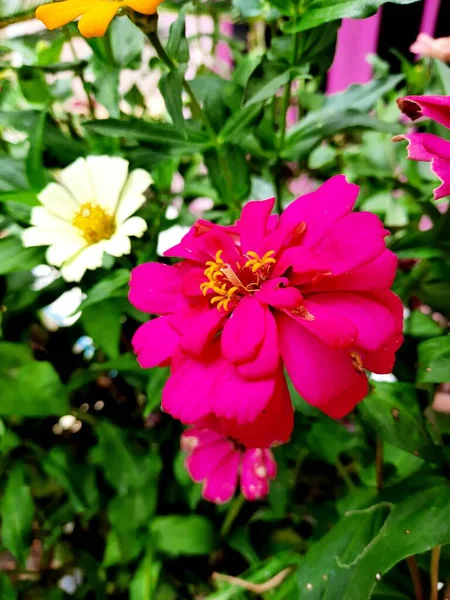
[1,464,34,567]
[219,102,263,144]
[285,0,422,33]
[0,343,69,416]
[0,157,28,191]
[306,419,354,464]
[91,421,162,493]
[0,572,17,600]
[405,310,443,338]
[81,299,122,359]
[110,17,144,68]
[166,3,191,64]
[79,269,130,311]
[245,70,290,106]
[159,69,186,131]
[284,77,403,158]
[359,382,442,463]
[300,477,450,600]
[0,236,43,274]
[150,515,216,556]
[417,336,450,383]
[43,447,99,515]
[26,107,48,190]
[129,549,161,600]
[84,119,211,154]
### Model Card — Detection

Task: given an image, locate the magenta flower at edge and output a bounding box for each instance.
[395,95,450,200]
[129,175,403,447]
[181,425,277,504]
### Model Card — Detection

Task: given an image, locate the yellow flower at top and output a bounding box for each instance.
[36,0,164,38]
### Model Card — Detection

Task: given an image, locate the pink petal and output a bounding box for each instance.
[181,427,223,452]
[236,307,279,380]
[310,212,388,276]
[320,370,369,418]
[221,296,266,364]
[432,157,450,199]
[202,449,241,504]
[222,369,293,447]
[397,95,450,129]
[307,249,397,292]
[394,133,450,161]
[263,450,277,479]
[211,359,277,424]
[182,266,208,296]
[185,438,235,481]
[132,317,180,368]
[363,333,404,374]
[162,352,218,423]
[179,307,226,356]
[241,449,271,501]
[272,246,328,280]
[277,175,359,248]
[238,198,275,255]
[256,278,303,308]
[129,263,185,315]
[277,313,369,413]
[304,292,397,351]
[284,299,358,348]
[164,224,211,262]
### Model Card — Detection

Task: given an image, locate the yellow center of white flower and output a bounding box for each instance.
[72,202,116,244]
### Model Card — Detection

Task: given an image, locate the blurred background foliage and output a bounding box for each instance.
[0,0,450,598]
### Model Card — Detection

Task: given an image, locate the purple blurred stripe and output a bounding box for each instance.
[419,0,441,35]
[326,10,382,94]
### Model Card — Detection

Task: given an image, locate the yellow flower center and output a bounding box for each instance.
[200,249,276,312]
[72,202,116,245]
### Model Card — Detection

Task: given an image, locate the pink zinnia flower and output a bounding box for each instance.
[129,175,403,444]
[395,95,450,200]
[181,425,277,504]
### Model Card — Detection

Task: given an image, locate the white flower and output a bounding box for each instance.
[157,225,190,257]
[22,156,151,282]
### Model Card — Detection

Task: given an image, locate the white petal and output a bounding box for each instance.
[115,169,152,223]
[57,157,95,205]
[38,182,78,220]
[60,244,104,282]
[31,206,75,230]
[116,216,147,238]
[46,240,87,267]
[102,234,131,257]
[86,156,129,214]
[22,226,76,247]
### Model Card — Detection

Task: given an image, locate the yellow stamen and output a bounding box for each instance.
[351,352,365,374]
[199,248,277,312]
[72,202,115,244]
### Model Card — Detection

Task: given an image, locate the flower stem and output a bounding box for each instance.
[147,30,214,135]
[430,546,441,600]
[406,556,424,600]
[376,434,384,492]
[274,30,300,214]
[63,27,96,119]
[220,494,245,537]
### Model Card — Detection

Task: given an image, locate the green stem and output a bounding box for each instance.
[145,23,234,208]
[220,494,245,537]
[147,30,214,135]
[63,27,95,119]
[336,458,357,493]
[274,31,300,214]
[376,434,384,492]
